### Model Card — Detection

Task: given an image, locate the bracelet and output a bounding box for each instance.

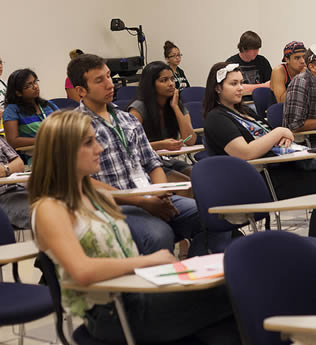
[3,164,10,177]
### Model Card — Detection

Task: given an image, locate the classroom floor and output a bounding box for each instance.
[0,210,311,345]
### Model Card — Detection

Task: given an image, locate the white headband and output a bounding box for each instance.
[216,64,239,83]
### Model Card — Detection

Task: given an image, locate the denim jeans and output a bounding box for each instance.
[122,195,203,255]
[84,285,241,345]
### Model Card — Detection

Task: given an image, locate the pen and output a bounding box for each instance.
[160,183,188,188]
[157,270,195,277]
[183,135,192,143]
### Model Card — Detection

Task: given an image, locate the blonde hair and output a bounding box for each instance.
[28,110,124,220]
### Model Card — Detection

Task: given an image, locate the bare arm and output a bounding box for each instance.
[0,155,24,177]
[66,88,81,103]
[293,119,316,132]
[35,199,176,286]
[170,89,197,145]
[4,120,36,148]
[242,81,271,94]
[270,67,287,103]
[224,127,294,160]
[129,107,184,150]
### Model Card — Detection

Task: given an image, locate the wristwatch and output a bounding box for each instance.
[3,164,10,177]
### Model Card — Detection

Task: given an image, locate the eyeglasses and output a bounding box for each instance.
[23,79,40,90]
[168,54,183,59]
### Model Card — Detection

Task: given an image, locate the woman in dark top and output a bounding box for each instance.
[203,62,316,200]
[164,41,190,91]
[129,61,196,189]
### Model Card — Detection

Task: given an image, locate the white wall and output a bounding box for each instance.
[2,0,316,98]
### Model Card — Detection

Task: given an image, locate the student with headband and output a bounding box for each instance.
[283,44,316,137]
[3,69,58,151]
[203,62,316,201]
[164,41,190,91]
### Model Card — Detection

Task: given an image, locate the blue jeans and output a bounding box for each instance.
[122,195,203,255]
[84,285,241,344]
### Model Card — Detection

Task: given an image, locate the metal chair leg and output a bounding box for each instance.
[263,168,282,230]
[113,293,136,345]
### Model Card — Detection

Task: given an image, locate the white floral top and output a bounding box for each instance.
[32,200,139,316]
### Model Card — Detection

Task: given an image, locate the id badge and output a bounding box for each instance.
[131,166,150,188]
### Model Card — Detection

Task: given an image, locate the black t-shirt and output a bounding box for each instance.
[226,54,272,84]
[204,104,274,157]
[173,67,190,91]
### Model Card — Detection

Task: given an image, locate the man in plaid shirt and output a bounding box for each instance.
[68,54,204,256]
[283,45,316,136]
[0,137,30,229]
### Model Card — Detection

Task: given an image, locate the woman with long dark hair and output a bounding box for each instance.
[29,110,241,345]
[128,61,196,185]
[3,68,58,149]
[203,62,316,200]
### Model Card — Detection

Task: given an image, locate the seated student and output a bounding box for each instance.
[164,41,190,91]
[226,31,271,94]
[65,49,84,102]
[67,54,204,256]
[29,110,241,345]
[271,41,306,103]
[0,136,30,229]
[128,61,196,192]
[0,56,7,135]
[3,69,58,150]
[203,62,316,200]
[283,44,316,136]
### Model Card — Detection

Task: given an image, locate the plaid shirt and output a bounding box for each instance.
[283,69,316,130]
[0,137,19,195]
[77,102,162,190]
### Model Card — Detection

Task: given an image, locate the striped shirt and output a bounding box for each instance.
[3,101,58,137]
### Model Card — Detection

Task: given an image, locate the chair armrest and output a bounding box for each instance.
[0,241,38,264]
[264,315,316,334]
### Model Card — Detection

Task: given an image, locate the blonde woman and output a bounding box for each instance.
[29,110,240,345]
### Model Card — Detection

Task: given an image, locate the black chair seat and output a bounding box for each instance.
[0,282,53,325]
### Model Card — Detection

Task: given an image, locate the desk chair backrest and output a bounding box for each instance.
[191,156,271,251]
[252,88,276,118]
[50,98,80,110]
[114,99,130,111]
[224,231,316,345]
[184,101,204,129]
[180,87,205,103]
[38,251,70,345]
[116,86,137,101]
[267,103,284,129]
[0,207,16,245]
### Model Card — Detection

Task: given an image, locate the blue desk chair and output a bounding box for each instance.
[116,86,137,101]
[0,207,54,345]
[224,231,316,345]
[267,103,284,128]
[184,101,208,161]
[180,87,205,104]
[191,156,271,253]
[252,88,276,118]
[50,98,79,109]
[114,99,130,111]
